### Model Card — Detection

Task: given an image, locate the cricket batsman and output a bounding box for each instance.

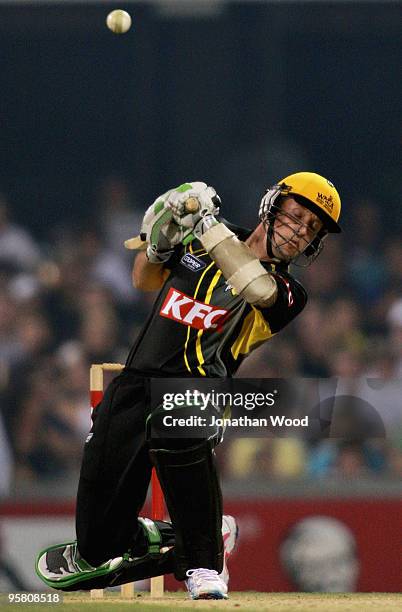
[36,172,341,599]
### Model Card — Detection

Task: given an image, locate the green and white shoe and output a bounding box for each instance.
[36,540,125,590]
[36,518,165,591]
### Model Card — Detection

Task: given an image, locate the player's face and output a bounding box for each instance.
[271,197,323,261]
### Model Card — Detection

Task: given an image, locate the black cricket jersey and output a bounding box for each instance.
[126,223,307,377]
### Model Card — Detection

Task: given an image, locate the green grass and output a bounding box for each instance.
[1,592,402,612]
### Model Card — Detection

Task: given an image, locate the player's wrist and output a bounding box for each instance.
[193,214,220,240]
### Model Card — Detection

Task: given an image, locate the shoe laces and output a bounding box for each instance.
[186,568,220,584]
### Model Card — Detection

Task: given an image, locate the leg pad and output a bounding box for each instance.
[149,439,223,580]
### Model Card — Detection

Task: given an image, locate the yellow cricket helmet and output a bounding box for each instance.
[278,172,341,233]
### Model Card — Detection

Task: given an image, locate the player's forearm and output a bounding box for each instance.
[198,220,277,307]
[132,251,170,291]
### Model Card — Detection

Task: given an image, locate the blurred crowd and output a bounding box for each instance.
[0,176,401,498]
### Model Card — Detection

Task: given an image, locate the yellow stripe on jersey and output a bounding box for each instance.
[183,261,216,373]
[189,241,209,257]
[231,306,274,359]
[195,269,223,376]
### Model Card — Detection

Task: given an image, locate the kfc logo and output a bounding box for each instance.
[160,288,228,330]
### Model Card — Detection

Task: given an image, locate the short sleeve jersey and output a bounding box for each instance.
[126,223,307,377]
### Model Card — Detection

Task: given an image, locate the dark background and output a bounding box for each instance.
[0,2,401,234]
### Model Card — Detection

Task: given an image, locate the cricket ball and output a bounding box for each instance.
[106,9,132,34]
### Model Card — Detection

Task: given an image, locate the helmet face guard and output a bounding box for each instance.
[259,186,328,267]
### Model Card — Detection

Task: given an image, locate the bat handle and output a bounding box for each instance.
[184,197,200,213]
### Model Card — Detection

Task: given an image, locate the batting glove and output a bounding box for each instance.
[165,182,221,229]
[141,187,194,263]
[141,182,221,262]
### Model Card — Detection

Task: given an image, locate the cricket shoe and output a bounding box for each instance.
[36,517,166,591]
[185,568,228,600]
[185,515,238,599]
[36,541,124,590]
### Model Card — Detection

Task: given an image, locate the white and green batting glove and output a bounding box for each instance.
[141,187,188,263]
[165,182,220,229]
[141,182,221,263]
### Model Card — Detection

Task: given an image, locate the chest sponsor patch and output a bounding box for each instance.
[180,253,206,272]
[160,287,228,330]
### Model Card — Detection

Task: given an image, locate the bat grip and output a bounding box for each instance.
[184,197,200,213]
